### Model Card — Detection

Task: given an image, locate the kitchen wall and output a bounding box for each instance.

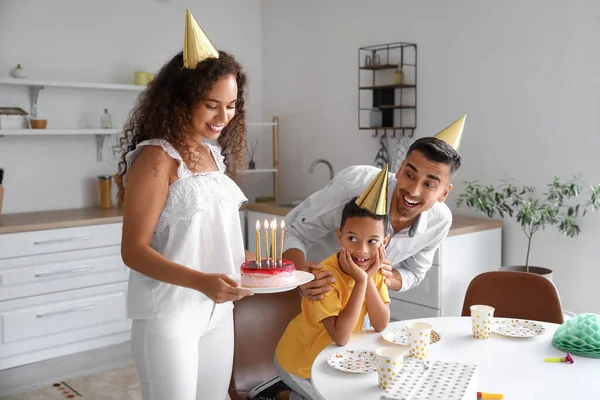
[0,0,267,213]
[261,0,600,314]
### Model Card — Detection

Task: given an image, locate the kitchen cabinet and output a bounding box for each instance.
[0,222,130,370]
[388,227,502,320]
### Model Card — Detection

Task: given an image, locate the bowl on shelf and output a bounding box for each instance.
[29,119,47,129]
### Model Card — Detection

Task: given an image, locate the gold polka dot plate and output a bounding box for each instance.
[491,318,546,338]
[326,350,377,373]
[382,327,442,346]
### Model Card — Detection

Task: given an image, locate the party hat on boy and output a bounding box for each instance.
[355,164,389,216]
[434,115,466,152]
[183,9,219,69]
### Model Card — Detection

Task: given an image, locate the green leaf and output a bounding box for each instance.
[456,174,599,265]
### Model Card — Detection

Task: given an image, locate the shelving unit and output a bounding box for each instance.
[0,77,145,161]
[358,42,417,138]
[0,77,281,181]
[233,116,280,202]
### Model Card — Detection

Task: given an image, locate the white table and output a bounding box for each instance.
[311,317,600,400]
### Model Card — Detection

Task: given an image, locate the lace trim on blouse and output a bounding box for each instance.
[123,139,247,233]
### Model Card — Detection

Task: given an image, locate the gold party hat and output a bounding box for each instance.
[355,164,389,216]
[183,9,219,69]
[434,114,466,152]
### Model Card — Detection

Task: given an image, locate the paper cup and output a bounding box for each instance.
[406,322,432,360]
[470,305,495,339]
[376,347,405,390]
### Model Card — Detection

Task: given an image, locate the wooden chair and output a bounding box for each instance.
[228,288,302,400]
[461,271,564,324]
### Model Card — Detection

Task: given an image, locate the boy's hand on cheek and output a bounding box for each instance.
[366,246,383,279]
[340,247,367,283]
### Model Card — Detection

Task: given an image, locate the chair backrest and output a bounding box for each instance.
[229,288,302,400]
[461,271,564,324]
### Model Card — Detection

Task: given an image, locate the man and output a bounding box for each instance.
[282,115,465,300]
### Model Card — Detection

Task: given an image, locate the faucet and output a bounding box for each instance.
[309,159,334,181]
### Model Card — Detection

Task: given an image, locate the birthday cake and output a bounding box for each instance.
[241,259,295,288]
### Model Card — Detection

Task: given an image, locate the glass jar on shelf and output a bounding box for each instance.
[101,109,113,129]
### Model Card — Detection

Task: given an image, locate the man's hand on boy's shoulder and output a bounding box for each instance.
[377,244,402,290]
[380,258,393,286]
[299,261,336,301]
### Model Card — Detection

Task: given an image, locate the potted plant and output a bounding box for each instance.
[456,174,600,280]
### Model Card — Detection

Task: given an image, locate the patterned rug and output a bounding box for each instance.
[4,364,141,400]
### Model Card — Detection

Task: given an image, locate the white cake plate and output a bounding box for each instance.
[229,270,315,294]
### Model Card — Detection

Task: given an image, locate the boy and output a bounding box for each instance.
[274,166,391,400]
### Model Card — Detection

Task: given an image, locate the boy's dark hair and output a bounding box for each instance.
[406,137,462,178]
[340,197,388,231]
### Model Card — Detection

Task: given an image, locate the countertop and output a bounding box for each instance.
[0,207,124,234]
[0,203,502,236]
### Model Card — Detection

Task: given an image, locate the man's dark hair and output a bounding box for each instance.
[406,137,462,178]
[340,197,388,231]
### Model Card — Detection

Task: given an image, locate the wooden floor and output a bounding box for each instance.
[0,341,133,398]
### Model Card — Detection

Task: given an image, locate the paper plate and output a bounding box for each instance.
[327,350,377,374]
[492,318,546,338]
[229,270,314,294]
[382,326,442,346]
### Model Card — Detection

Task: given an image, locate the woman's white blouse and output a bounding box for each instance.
[123,139,247,319]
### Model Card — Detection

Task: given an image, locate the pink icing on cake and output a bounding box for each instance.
[241,259,295,288]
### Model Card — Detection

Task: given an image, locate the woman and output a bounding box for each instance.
[114,11,253,400]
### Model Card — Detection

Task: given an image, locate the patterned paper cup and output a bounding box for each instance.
[470,305,495,339]
[406,322,432,360]
[376,347,405,390]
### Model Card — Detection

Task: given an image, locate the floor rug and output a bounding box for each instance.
[4,364,141,400]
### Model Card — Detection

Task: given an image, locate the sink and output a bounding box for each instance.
[277,199,305,208]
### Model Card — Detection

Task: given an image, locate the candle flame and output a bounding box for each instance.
[264,220,268,229]
[256,220,260,230]
[270,220,276,230]
[281,220,285,229]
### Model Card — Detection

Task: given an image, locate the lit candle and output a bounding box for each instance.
[255,220,261,267]
[264,220,269,263]
[271,218,276,267]
[280,220,285,266]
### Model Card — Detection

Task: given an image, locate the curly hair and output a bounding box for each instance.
[113,50,248,202]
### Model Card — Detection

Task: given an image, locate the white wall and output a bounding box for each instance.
[0,0,264,212]
[262,0,600,314]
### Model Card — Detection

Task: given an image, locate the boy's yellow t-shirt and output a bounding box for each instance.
[275,253,390,379]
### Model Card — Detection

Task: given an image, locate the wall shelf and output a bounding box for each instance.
[359,64,399,71]
[0,75,279,166]
[0,124,277,164]
[358,42,417,138]
[0,77,145,162]
[0,128,121,135]
[0,77,144,123]
[0,128,121,162]
[360,105,416,110]
[0,78,145,92]
[238,168,278,174]
[359,84,416,90]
